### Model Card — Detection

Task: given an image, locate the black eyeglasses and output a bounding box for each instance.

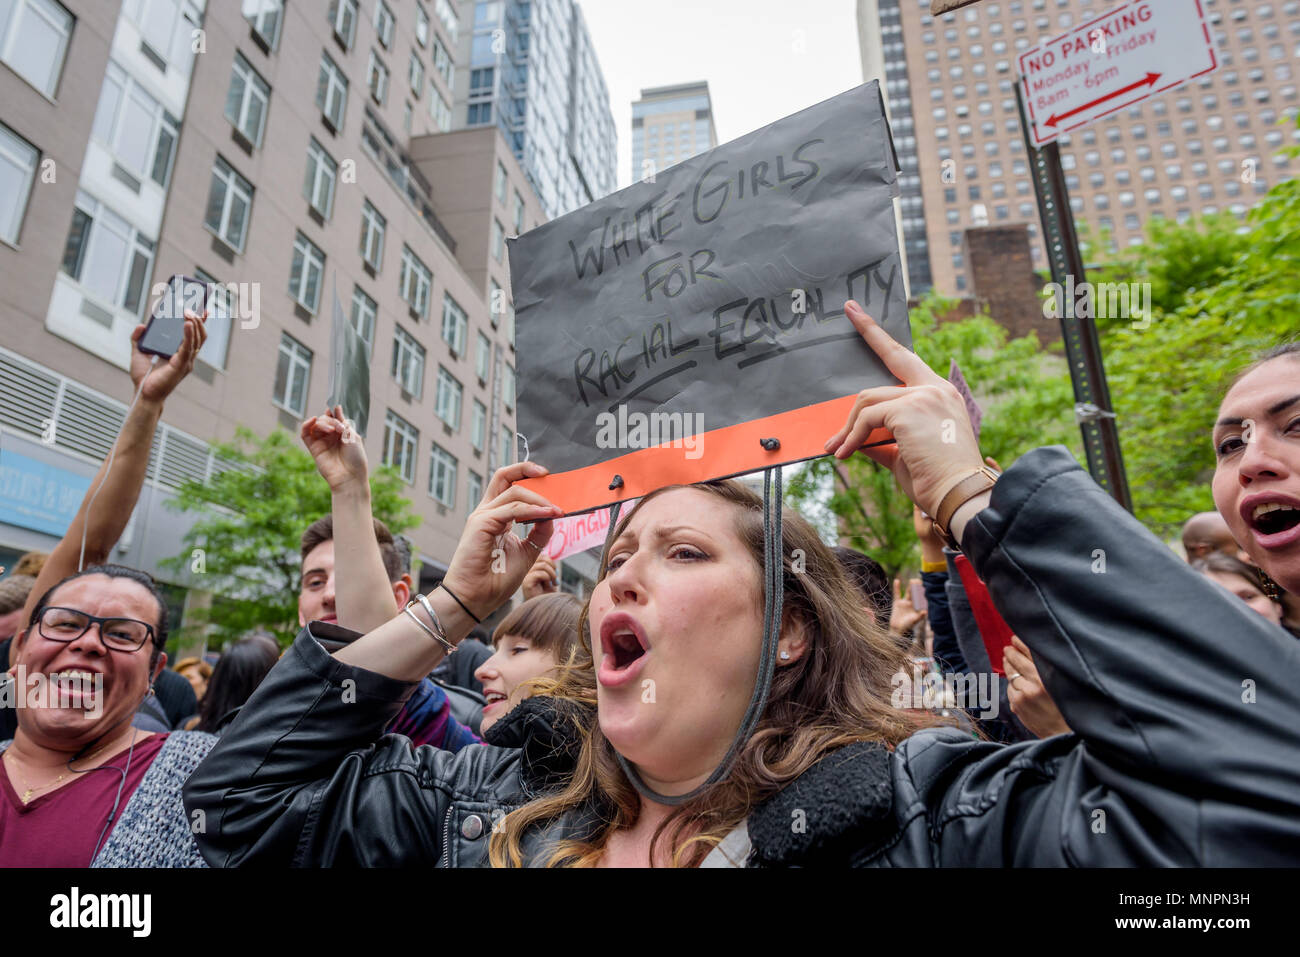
[36,607,157,653]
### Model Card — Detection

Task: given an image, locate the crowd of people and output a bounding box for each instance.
[2,300,1298,867]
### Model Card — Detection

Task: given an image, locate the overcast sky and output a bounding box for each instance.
[578,0,867,188]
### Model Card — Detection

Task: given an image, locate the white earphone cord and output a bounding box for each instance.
[77,356,159,573]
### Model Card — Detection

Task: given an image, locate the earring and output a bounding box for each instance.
[147,685,156,696]
[779,651,791,660]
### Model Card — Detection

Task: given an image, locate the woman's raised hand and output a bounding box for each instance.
[438,462,564,620]
[301,405,369,495]
[824,300,986,517]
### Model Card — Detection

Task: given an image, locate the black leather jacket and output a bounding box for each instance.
[184,447,1300,866]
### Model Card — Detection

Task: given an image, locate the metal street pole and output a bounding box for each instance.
[1016,82,1134,513]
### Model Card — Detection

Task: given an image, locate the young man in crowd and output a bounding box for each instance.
[298,410,487,743]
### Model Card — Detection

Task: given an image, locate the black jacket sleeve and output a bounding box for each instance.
[183,625,522,867]
[893,446,1300,865]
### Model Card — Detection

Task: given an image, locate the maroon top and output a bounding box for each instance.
[0,733,167,867]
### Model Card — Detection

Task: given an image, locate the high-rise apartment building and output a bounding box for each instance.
[860,0,1300,296]
[457,0,617,218]
[630,81,718,182]
[0,0,547,618]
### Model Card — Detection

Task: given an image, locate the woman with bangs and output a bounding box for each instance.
[185,306,1300,867]
[475,593,583,736]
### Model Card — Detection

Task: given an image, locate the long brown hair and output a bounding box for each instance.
[488,479,949,867]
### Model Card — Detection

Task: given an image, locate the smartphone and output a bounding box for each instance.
[139,274,207,358]
[952,553,1015,676]
[909,580,928,613]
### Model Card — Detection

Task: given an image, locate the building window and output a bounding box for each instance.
[433,35,454,89]
[93,61,180,189]
[471,399,486,451]
[382,410,418,484]
[374,0,394,48]
[244,0,284,49]
[467,103,491,125]
[60,190,154,316]
[391,325,425,397]
[289,231,325,312]
[499,426,514,467]
[409,50,424,96]
[0,122,39,245]
[435,366,463,430]
[273,333,312,416]
[466,470,483,515]
[350,285,377,354]
[500,363,515,411]
[513,190,525,233]
[488,277,505,328]
[399,245,432,317]
[416,3,429,46]
[226,53,271,148]
[435,0,458,42]
[189,268,232,370]
[317,53,349,130]
[360,200,385,270]
[475,331,491,383]
[304,138,338,219]
[367,49,389,105]
[1,0,72,98]
[429,444,457,508]
[429,84,452,131]
[492,218,505,262]
[329,0,359,49]
[441,292,467,356]
[495,161,508,204]
[204,156,253,252]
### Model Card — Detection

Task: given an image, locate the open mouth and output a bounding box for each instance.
[606,628,646,671]
[484,691,508,708]
[599,613,649,682]
[1249,502,1300,537]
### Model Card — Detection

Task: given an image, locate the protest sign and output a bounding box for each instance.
[508,81,909,514]
[543,499,640,562]
[948,360,983,442]
[326,275,371,436]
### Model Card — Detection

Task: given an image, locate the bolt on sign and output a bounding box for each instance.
[506,82,909,515]
[1018,0,1218,148]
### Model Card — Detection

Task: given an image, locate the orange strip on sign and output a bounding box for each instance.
[516,394,894,516]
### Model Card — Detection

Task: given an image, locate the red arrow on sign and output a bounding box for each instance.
[1044,72,1162,127]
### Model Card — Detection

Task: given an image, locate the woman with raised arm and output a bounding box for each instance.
[184,304,1300,867]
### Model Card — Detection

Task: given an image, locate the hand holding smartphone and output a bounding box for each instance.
[139,274,209,358]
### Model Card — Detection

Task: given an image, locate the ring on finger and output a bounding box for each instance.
[1006,672,1022,684]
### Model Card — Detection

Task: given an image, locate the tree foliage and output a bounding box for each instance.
[1096,148,1299,535]
[160,427,416,649]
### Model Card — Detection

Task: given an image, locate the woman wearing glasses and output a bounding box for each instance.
[0,564,215,866]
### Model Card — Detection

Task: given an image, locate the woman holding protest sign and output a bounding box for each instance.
[185,303,1300,867]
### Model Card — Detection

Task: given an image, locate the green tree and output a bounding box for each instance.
[787,292,1079,576]
[1095,147,1298,535]
[160,427,416,649]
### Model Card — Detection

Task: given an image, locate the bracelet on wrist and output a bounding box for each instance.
[930,466,999,551]
[403,595,457,655]
[438,582,482,624]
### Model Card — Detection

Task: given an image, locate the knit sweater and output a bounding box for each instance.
[0,731,217,867]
